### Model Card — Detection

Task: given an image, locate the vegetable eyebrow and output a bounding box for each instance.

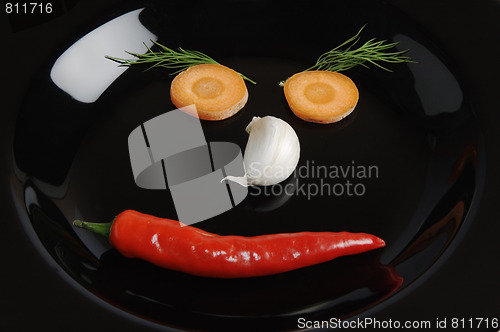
[279,25,415,87]
[105,40,256,84]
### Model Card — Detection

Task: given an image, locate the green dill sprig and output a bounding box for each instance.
[106,40,256,84]
[278,25,414,86]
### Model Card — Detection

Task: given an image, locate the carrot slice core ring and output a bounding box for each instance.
[192,77,224,99]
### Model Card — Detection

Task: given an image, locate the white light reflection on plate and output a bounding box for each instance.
[50,8,157,103]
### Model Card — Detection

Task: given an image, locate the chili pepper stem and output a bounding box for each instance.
[73,220,113,238]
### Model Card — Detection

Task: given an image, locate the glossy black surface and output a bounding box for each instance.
[2,0,499,331]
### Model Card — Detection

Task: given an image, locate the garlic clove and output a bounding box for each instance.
[223,116,300,187]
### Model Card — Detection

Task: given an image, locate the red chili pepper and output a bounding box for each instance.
[73,210,385,278]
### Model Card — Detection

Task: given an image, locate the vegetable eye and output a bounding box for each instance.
[106,41,255,121]
[170,64,249,121]
[279,25,414,124]
[283,71,359,124]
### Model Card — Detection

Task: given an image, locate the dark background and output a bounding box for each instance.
[1,0,499,331]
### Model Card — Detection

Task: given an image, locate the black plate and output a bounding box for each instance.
[2,0,500,331]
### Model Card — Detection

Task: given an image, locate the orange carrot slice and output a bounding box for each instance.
[170,63,248,121]
[283,71,359,124]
